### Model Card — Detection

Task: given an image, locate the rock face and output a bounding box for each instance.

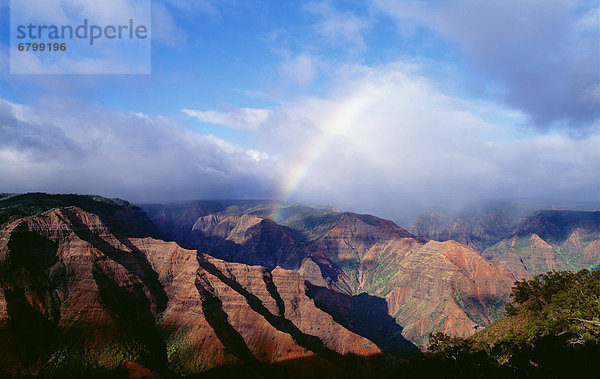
[0,205,381,377]
[0,207,169,376]
[305,213,515,346]
[147,203,516,347]
[410,210,472,246]
[381,241,514,344]
[408,207,600,280]
[307,212,415,292]
[484,210,600,279]
[188,214,306,269]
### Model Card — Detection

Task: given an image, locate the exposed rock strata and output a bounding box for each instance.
[0,207,380,376]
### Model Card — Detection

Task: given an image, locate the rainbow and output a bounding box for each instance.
[270,91,375,221]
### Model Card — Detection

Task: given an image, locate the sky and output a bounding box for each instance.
[0,0,599,222]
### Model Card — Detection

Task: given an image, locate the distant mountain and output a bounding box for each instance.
[142,201,338,270]
[484,210,600,279]
[142,200,342,245]
[408,205,600,280]
[408,205,525,252]
[0,196,385,377]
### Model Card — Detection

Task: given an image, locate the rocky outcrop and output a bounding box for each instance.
[308,212,420,293]
[379,241,515,345]
[0,207,171,375]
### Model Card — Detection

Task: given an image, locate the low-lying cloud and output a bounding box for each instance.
[1,62,599,220]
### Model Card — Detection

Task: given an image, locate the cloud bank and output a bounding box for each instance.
[372,0,600,130]
[0,98,278,202]
[2,60,598,220]
[252,62,600,219]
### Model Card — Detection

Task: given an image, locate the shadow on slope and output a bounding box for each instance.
[305,282,418,355]
[513,210,600,244]
[181,218,307,270]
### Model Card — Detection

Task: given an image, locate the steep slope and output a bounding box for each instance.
[0,207,169,376]
[307,212,416,293]
[141,200,340,245]
[304,213,515,345]
[142,202,517,347]
[380,241,515,345]
[484,210,600,279]
[0,201,383,377]
[410,210,471,245]
[141,201,340,270]
[0,193,160,236]
[188,213,306,269]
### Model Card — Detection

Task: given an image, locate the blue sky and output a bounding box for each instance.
[0,0,599,220]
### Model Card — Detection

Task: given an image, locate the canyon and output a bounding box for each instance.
[1,194,599,376]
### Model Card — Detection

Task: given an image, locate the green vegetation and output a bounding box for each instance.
[41,339,153,378]
[483,296,506,322]
[279,210,341,242]
[362,269,395,294]
[354,213,382,227]
[452,291,465,308]
[403,270,600,377]
[555,247,585,271]
[164,327,210,375]
[0,193,16,200]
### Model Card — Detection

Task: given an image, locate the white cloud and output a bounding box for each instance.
[247,150,271,162]
[182,107,272,130]
[280,52,319,86]
[2,59,599,219]
[576,6,600,33]
[251,62,600,219]
[151,2,187,47]
[162,0,220,17]
[303,0,371,52]
[0,98,278,202]
[372,0,600,129]
[151,0,222,47]
[11,0,149,25]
